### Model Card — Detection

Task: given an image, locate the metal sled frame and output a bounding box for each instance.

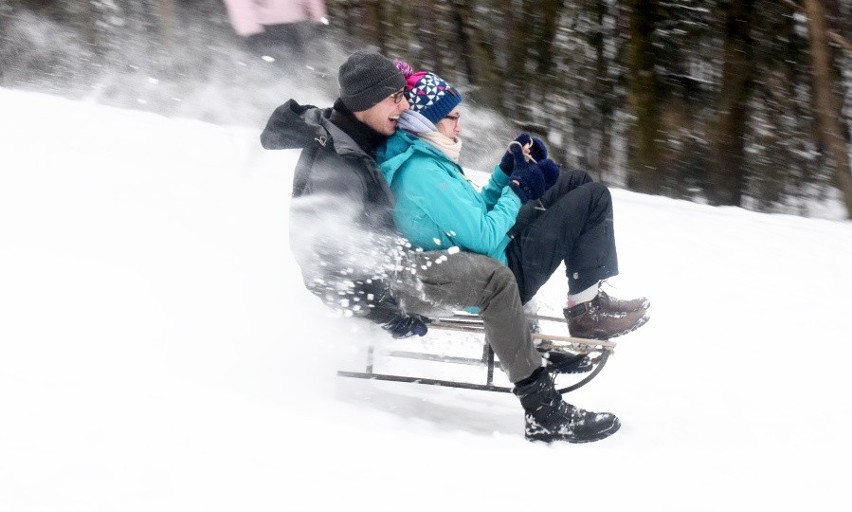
[337,315,616,395]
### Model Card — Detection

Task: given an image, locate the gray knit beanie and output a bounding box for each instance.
[338,50,406,112]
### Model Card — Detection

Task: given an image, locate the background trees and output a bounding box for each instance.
[1,0,849,218]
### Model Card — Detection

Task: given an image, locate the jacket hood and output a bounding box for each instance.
[260,99,331,151]
[378,130,454,185]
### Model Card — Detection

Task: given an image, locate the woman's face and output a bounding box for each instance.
[435,108,461,140]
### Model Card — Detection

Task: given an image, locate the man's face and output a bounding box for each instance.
[354,89,410,136]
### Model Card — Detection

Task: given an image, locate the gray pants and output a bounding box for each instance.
[391,251,542,383]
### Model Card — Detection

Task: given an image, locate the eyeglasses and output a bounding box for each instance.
[390,89,407,104]
[443,113,461,128]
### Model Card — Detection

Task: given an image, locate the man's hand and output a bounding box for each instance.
[382,313,430,339]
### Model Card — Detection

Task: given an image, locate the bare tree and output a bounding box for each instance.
[803,0,852,217]
[448,0,501,107]
[709,0,756,206]
[625,0,663,193]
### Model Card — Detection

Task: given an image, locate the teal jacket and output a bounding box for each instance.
[377,130,521,264]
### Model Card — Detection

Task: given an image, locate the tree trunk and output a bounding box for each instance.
[448,0,502,108]
[154,0,178,75]
[413,0,442,74]
[803,0,852,218]
[591,0,614,181]
[534,0,561,75]
[709,0,755,206]
[506,0,534,119]
[77,0,99,53]
[364,0,388,54]
[625,0,662,193]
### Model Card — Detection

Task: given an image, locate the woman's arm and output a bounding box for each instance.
[395,159,521,258]
[479,164,511,209]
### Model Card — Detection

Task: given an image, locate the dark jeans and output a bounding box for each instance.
[506,170,619,304]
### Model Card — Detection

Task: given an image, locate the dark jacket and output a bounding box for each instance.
[261,99,407,324]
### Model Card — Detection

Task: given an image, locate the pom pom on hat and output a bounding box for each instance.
[395,61,462,124]
[394,59,414,77]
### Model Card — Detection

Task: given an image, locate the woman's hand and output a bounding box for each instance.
[499,133,549,174]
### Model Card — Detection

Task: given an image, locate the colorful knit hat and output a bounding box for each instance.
[395,61,462,124]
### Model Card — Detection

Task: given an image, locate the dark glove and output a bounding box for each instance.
[507,144,546,203]
[499,133,549,175]
[382,313,430,339]
[538,158,561,190]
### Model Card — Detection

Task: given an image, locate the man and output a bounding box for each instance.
[260,50,620,443]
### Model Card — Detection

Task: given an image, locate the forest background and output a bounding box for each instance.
[1,0,850,219]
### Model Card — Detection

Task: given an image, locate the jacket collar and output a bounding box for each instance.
[330,99,387,156]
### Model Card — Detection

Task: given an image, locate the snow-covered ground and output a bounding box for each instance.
[2,87,851,511]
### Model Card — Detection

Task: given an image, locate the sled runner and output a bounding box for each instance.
[337,313,616,394]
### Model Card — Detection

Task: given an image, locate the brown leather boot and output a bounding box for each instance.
[564,296,649,340]
[597,289,650,313]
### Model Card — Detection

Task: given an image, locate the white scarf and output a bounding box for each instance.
[420,131,463,163]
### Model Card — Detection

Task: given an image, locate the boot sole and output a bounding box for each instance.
[527,419,621,444]
[571,314,650,341]
[547,356,596,375]
[539,350,596,375]
[606,313,650,339]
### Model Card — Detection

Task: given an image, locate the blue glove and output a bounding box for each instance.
[538,158,561,190]
[507,144,546,203]
[383,313,430,339]
[499,134,549,175]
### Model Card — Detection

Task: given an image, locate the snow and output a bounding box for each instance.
[1,87,851,511]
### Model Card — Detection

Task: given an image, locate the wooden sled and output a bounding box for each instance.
[337,313,616,395]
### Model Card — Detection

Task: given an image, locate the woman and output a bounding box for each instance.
[377,63,650,340]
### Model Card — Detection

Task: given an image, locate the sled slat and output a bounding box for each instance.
[386,350,486,366]
[430,320,617,349]
[337,371,513,393]
[338,313,617,395]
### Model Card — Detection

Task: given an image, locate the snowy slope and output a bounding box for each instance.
[1,87,851,511]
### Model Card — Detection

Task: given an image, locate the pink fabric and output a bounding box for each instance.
[405,71,429,90]
[223,0,327,37]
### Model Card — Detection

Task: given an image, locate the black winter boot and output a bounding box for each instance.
[513,368,620,443]
[537,348,594,374]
